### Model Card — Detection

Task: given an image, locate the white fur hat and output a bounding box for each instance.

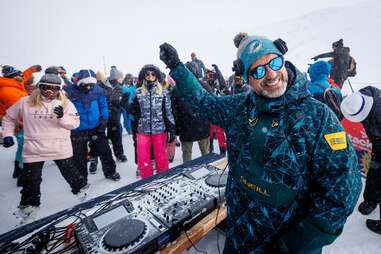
[340,92,373,122]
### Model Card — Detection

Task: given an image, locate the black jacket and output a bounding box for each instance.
[172,90,210,142]
[360,86,381,161]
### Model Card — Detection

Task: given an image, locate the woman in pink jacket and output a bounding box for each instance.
[2,72,88,219]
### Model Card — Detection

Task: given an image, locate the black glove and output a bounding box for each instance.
[168,130,176,143]
[54,105,64,119]
[311,57,317,61]
[159,42,181,69]
[96,118,107,134]
[3,136,15,148]
[212,64,219,70]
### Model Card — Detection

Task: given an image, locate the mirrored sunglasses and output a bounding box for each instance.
[250,56,284,80]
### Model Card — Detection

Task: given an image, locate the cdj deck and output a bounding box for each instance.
[75,164,228,254]
[0,154,228,254]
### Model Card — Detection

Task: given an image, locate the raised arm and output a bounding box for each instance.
[311,52,334,61]
[159,43,236,128]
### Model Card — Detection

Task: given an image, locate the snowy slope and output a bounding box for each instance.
[253,0,381,94]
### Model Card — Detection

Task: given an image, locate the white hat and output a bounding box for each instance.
[340,92,373,122]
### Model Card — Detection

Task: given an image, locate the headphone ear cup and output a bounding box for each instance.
[274,38,288,55]
[232,59,244,76]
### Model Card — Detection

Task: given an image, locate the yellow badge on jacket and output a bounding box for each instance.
[324,131,347,151]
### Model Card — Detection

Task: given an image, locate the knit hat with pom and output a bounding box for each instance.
[234,33,282,81]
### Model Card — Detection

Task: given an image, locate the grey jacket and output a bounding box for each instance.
[129,84,175,135]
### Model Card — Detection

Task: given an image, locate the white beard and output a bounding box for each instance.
[260,80,287,98]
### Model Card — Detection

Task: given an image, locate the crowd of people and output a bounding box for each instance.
[1,33,380,252]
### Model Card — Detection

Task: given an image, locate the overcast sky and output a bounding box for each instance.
[1,0,369,77]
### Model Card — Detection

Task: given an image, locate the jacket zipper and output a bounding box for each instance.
[149,89,152,135]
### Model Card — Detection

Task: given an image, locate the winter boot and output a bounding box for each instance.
[75,184,90,201]
[116,154,128,162]
[89,157,98,174]
[13,205,40,224]
[358,200,378,215]
[13,161,21,178]
[366,204,381,235]
[105,172,121,181]
[366,219,381,234]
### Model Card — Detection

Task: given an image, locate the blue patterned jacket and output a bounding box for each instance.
[170,62,361,254]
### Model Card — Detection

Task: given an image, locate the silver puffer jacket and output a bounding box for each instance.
[131,84,175,135]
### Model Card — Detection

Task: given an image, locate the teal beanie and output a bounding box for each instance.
[235,34,282,82]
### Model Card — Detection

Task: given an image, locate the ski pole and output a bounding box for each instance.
[347,78,355,93]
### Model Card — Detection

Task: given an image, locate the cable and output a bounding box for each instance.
[184,229,208,254]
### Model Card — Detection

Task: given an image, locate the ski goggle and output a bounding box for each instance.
[39,84,61,92]
[249,55,284,80]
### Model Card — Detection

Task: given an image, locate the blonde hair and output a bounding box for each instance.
[141,80,163,96]
[28,89,68,108]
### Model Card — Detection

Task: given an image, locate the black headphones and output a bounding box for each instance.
[232,38,288,76]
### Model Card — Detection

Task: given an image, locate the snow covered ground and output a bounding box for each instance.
[0,134,380,253]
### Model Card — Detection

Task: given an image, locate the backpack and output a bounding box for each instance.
[316,84,343,120]
[347,56,357,77]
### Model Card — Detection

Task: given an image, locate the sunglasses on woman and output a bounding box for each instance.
[249,55,284,80]
[39,84,61,92]
[145,71,156,77]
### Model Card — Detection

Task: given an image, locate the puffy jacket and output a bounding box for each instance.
[0,67,35,118]
[308,61,341,98]
[103,80,129,122]
[128,83,175,135]
[308,61,343,119]
[170,62,361,254]
[2,96,79,162]
[65,84,108,131]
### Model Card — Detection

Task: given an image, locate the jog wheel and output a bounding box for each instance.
[102,218,146,252]
[205,173,228,187]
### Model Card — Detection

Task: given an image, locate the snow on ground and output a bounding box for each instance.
[0,133,380,253]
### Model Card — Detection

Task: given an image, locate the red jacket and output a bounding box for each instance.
[0,67,34,118]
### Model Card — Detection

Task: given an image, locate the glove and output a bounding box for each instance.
[30,65,42,72]
[311,57,317,61]
[96,118,107,134]
[54,105,64,119]
[3,136,15,148]
[159,42,181,69]
[168,130,176,143]
[212,64,219,70]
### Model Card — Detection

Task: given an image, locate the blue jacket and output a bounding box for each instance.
[123,85,136,104]
[170,62,361,254]
[65,84,109,132]
[308,61,341,97]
